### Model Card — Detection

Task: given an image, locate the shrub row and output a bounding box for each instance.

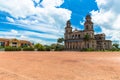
[81,48,94,51]
[4,47,49,51]
[5,47,34,51]
[22,47,34,51]
[5,47,21,51]
[109,48,120,51]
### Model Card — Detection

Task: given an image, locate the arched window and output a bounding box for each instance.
[75,35,77,39]
[72,35,74,39]
[78,35,80,39]
[86,25,89,30]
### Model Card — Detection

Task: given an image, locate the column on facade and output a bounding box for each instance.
[77,41,79,49]
[76,42,78,50]
[76,42,78,49]
[72,42,74,50]
[78,42,80,49]
[67,42,69,49]
[65,42,67,49]
[73,42,74,50]
[69,42,71,49]
[69,42,70,49]
[74,42,76,50]
[79,42,81,50]
[71,42,73,50]
[68,42,70,49]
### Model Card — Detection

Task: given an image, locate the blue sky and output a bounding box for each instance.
[0,0,120,44]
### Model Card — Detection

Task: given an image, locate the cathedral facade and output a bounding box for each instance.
[64,15,112,51]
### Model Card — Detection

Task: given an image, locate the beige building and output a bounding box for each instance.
[0,38,33,47]
[64,15,112,51]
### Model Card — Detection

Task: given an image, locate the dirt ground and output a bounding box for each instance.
[0,51,120,80]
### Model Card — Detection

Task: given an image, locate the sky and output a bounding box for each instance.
[0,0,120,44]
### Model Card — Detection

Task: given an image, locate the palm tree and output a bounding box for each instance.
[84,34,90,41]
[84,34,90,49]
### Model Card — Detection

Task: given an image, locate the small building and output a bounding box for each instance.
[0,38,33,47]
[64,15,112,51]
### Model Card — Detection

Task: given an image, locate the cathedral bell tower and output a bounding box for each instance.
[65,20,72,33]
[64,20,72,40]
[84,14,94,31]
[84,15,94,39]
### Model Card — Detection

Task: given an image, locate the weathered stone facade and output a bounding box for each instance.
[64,15,112,51]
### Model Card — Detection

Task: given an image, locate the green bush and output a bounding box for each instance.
[23,47,34,51]
[110,48,120,51]
[5,46,21,51]
[34,43,47,51]
[55,44,64,51]
[37,46,46,51]
[50,44,64,51]
[87,48,94,51]
[0,46,4,49]
[44,45,51,51]
[81,48,94,51]
[81,48,87,51]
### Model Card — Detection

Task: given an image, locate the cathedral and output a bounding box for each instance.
[64,15,112,51]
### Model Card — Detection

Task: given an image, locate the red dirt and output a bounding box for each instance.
[0,51,120,80]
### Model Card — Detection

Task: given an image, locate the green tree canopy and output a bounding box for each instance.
[50,43,64,51]
[34,43,43,49]
[34,43,46,51]
[113,43,119,49]
[57,38,64,43]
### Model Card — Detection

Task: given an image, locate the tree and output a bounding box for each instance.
[55,44,64,51]
[34,43,46,51]
[44,45,51,51]
[113,43,119,49]
[50,43,64,51]
[57,38,64,44]
[34,43,43,49]
[51,44,57,50]
[84,34,90,49]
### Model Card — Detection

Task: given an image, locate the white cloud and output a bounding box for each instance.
[11,29,18,34]
[80,21,84,26]
[0,30,59,39]
[41,0,64,7]
[6,17,15,23]
[0,0,36,18]
[91,0,120,43]
[0,0,72,44]
[0,29,58,44]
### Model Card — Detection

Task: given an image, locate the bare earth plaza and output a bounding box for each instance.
[0,52,120,80]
